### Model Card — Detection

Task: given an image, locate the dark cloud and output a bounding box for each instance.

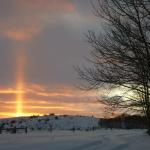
[25,22,91,85]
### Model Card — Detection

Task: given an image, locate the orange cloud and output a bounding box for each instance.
[0,0,76,42]
[2,27,41,41]
[36,92,73,97]
[24,83,104,115]
[4,31,31,41]
[0,89,24,94]
[0,22,35,42]
[0,83,105,118]
[25,83,99,99]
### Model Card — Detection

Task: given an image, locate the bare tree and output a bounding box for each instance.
[76,0,150,134]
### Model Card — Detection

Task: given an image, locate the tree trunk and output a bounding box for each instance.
[146,107,150,135]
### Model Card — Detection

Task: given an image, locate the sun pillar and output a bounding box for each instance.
[16,48,25,117]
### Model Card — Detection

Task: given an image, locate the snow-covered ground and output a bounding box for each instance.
[0,115,99,130]
[0,129,149,150]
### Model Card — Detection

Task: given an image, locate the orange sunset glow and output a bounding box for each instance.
[0,0,105,119]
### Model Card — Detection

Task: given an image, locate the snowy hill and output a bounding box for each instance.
[0,115,100,131]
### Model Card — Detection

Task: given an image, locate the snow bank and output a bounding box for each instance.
[0,115,100,131]
[0,129,149,150]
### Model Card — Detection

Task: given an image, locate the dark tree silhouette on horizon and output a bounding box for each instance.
[76,0,150,134]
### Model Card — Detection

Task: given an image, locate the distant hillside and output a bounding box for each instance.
[0,115,100,131]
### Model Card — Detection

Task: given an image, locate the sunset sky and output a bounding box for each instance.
[0,0,106,118]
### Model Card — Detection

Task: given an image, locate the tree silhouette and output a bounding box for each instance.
[77,0,150,134]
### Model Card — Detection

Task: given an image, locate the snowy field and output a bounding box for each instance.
[0,129,149,150]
